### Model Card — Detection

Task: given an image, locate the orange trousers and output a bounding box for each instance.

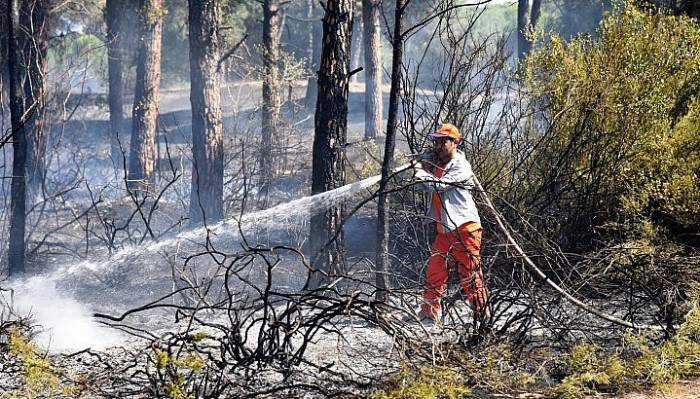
[421,222,487,318]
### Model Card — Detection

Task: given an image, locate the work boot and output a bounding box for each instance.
[402,307,442,330]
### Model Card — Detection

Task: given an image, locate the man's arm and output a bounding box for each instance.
[413,157,475,192]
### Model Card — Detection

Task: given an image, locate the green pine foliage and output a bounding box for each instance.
[49,34,108,86]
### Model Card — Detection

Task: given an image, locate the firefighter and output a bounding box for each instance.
[412,123,488,324]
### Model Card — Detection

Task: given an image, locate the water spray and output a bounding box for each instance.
[3,161,418,352]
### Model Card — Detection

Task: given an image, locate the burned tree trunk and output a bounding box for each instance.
[7,0,27,275]
[188,0,224,224]
[304,0,322,108]
[374,0,406,301]
[259,0,281,206]
[128,0,163,193]
[22,0,48,191]
[7,0,48,274]
[362,0,382,140]
[106,0,125,165]
[307,0,353,289]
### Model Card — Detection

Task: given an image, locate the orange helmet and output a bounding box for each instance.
[430,123,461,141]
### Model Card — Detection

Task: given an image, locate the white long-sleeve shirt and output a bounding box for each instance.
[414,150,481,232]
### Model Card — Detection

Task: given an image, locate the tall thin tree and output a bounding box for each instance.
[188,0,224,224]
[362,0,382,140]
[517,0,529,60]
[259,0,281,206]
[374,0,407,301]
[128,0,163,192]
[304,0,322,108]
[531,0,542,31]
[7,0,27,275]
[349,6,363,84]
[307,0,353,289]
[6,0,48,274]
[1,9,8,102]
[517,0,541,59]
[106,0,125,165]
[22,0,48,191]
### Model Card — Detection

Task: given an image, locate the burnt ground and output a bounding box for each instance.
[3,81,698,398]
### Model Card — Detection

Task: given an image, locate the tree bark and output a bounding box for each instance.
[128,0,163,193]
[188,0,224,224]
[307,0,353,290]
[374,0,405,302]
[304,0,322,108]
[362,0,382,140]
[259,0,281,206]
[106,0,125,166]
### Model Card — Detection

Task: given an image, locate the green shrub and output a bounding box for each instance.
[550,300,700,398]
[374,344,537,399]
[374,363,472,399]
[1,329,79,399]
[523,3,700,245]
[148,339,208,399]
[548,344,625,399]
[458,343,536,391]
[626,304,700,386]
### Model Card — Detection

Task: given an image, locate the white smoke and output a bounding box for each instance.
[6,277,123,352]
